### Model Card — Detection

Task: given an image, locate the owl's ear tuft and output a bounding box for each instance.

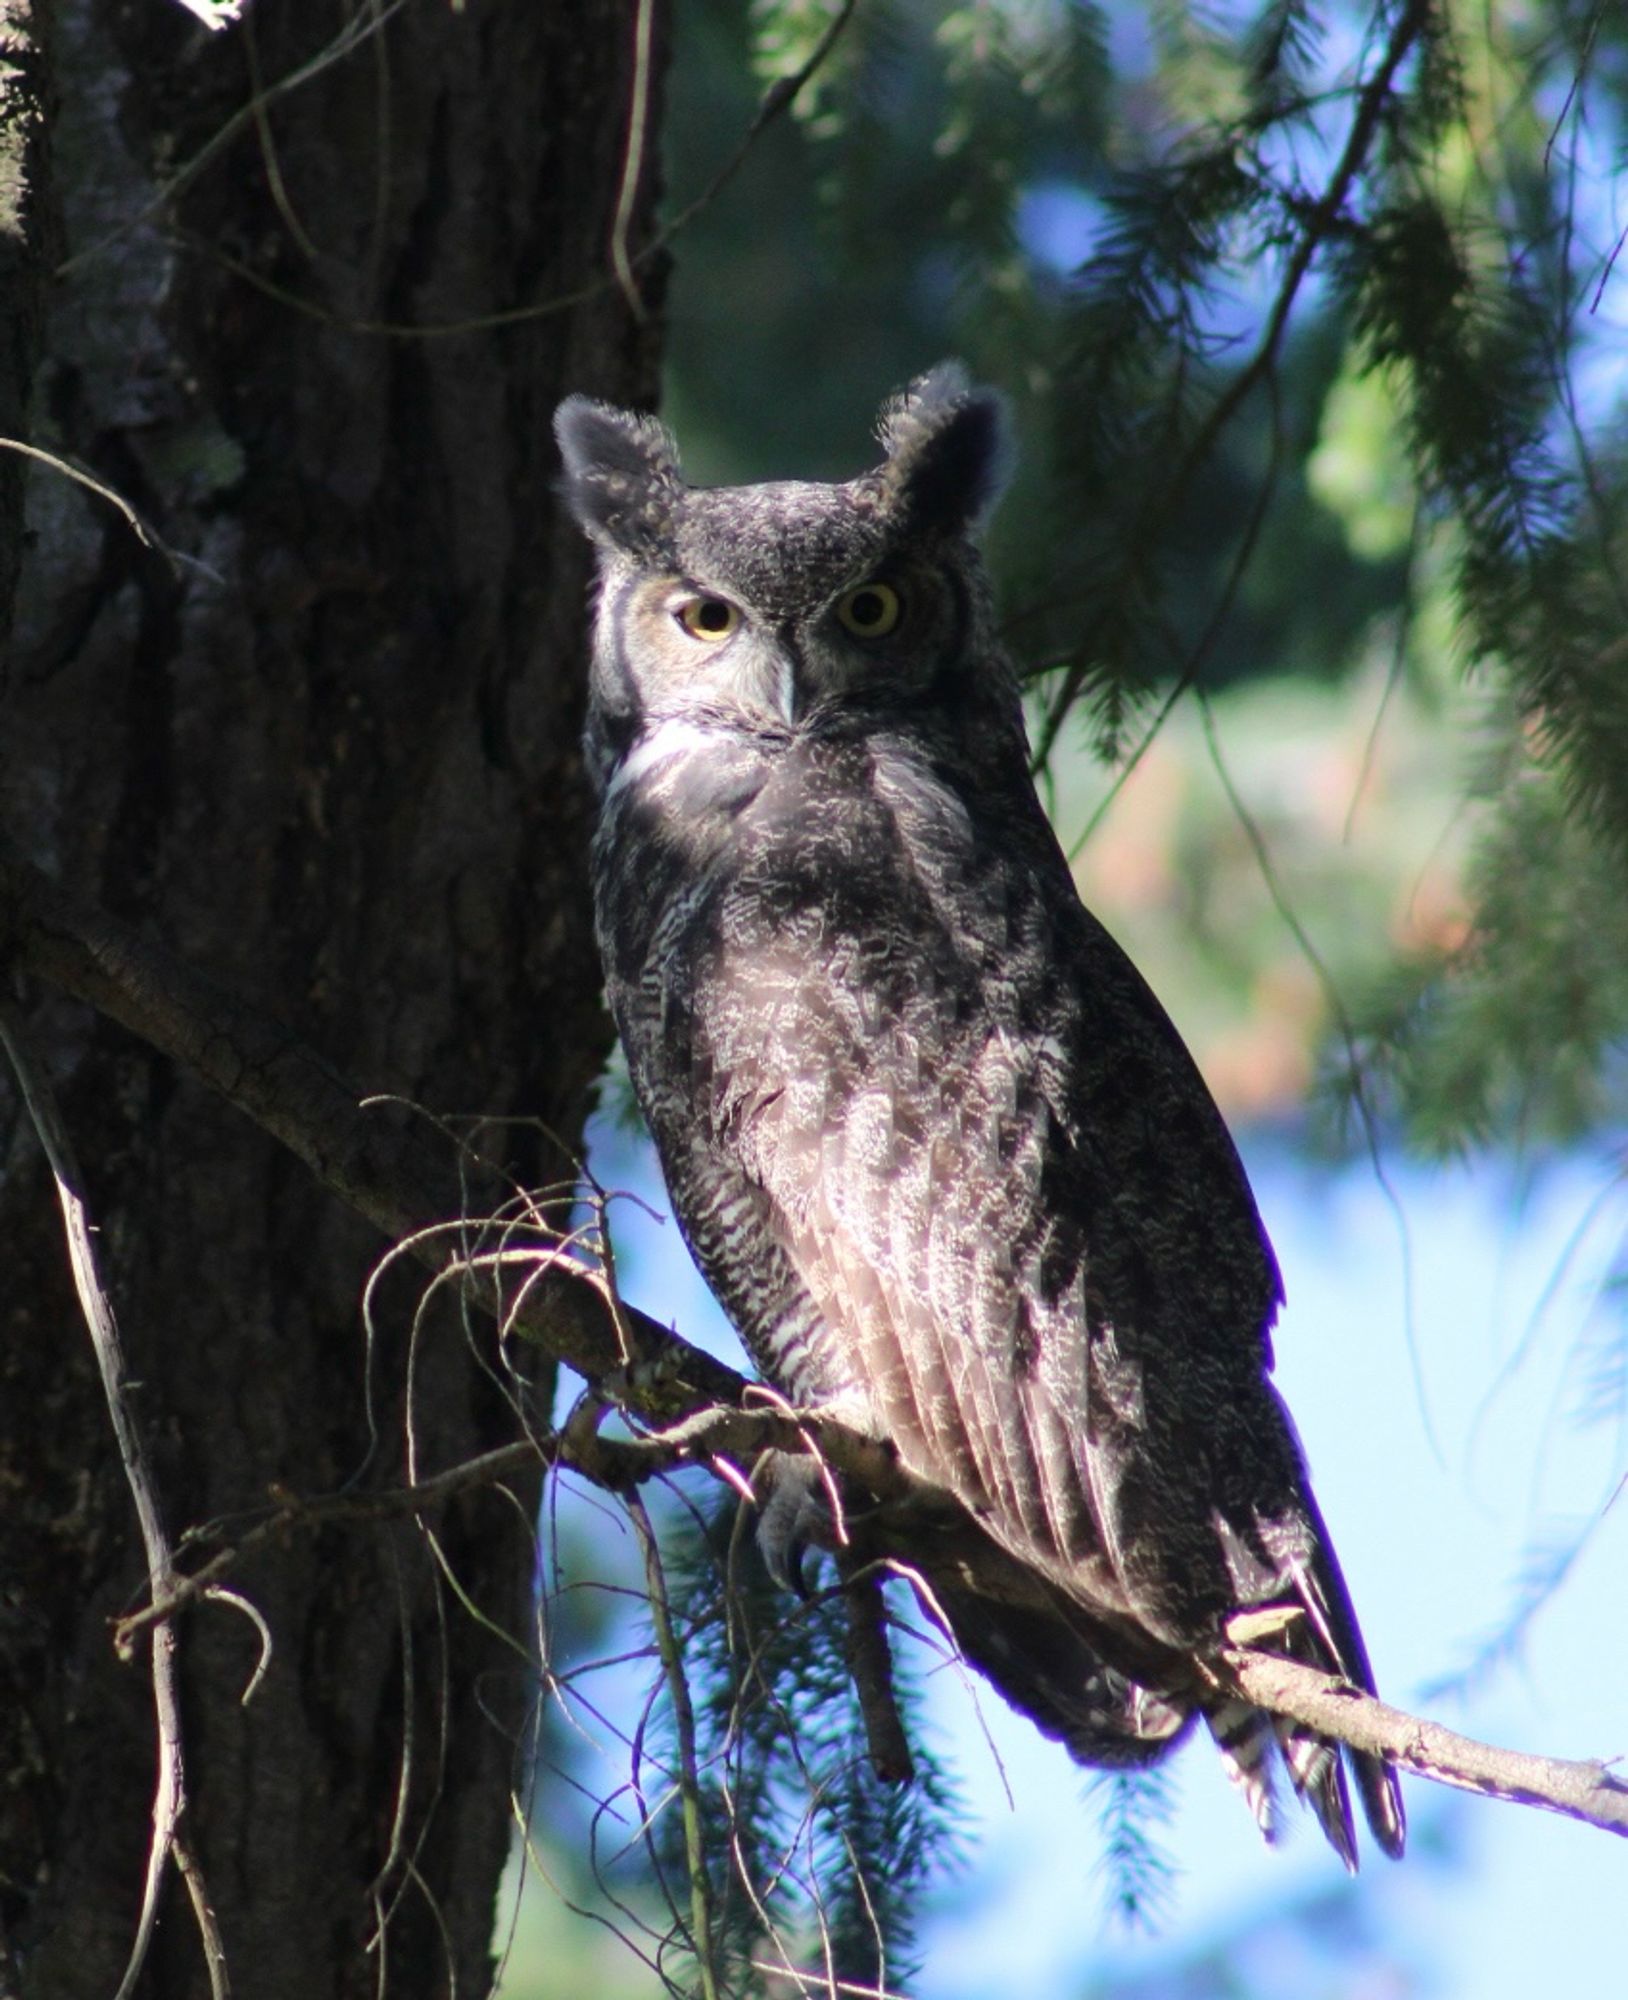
[875,362,1010,535]
[554,396,684,559]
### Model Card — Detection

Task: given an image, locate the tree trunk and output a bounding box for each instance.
[0,3,663,1994]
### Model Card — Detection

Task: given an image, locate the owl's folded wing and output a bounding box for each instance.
[720,932,1401,1856]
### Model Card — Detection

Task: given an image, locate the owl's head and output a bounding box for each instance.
[554,365,1014,789]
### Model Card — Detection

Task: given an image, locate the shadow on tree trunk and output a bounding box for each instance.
[0,4,661,1993]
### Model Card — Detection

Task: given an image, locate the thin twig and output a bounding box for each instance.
[0,437,221,580]
[0,999,231,2000]
[610,0,658,319]
[656,0,859,252]
[746,1965,911,2000]
[1194,691,1437,1464]
[629,1495,721,2000]
[1542,2,1602,174]
[836,1557,914,1785]
[112,1440,543,1648]
[202,1589,275,1706]
[1064,369,1287,856]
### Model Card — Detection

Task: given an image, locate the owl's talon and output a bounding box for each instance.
[754,1452,829,1597]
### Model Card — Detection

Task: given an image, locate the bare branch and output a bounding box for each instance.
[0,834,741,1412]
[0,437,211,576]
[111,1404,904,1649]
[110,1442,541,1650]
[629,1494,722,2000]
[1218,1646,1628,1836]
[837,1557,915,1786]
[609,0,659,320]
[0,999,231,1999]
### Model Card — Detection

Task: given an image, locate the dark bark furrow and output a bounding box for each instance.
[0,6,663,1995]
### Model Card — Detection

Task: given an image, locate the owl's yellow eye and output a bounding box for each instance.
[835,580,902,639]
[676,594,741,642]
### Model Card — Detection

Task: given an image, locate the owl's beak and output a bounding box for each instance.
[769,627,805,724]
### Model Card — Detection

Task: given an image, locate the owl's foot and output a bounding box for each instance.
[753,1451,835,1596]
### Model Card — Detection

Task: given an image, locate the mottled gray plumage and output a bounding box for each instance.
[555,366,1405,1866]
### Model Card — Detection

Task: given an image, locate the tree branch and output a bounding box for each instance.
[837,1556,916,1786]
[110,1402,909,1647]
[0,998,231,1999]
[1218,1645,1628,1838]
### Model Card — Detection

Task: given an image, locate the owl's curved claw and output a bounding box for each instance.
[754,1452,830,1598]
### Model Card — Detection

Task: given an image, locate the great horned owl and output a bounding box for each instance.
[555,366,1405,1867]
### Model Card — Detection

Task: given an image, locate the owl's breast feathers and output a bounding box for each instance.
[602,715,1290,1608]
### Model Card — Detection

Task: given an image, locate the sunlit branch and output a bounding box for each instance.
[1218,1646,1628,1837]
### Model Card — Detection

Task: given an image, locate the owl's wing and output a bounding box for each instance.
[679,752,1401,1857]
[708,779,1282,1634]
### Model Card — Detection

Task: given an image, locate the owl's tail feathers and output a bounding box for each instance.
[1220,1516,1408,1866]
[1205,1695,1385,1872]
[1277,1715,1362,1871]
[1206,1700,1284,1847]
[1352,1742,1408,1860]
[1289,1529,1409,1864]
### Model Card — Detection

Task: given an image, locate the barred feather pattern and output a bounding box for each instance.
[558,366,1406,1865]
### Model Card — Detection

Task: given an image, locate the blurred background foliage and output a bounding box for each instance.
[661,0,1628,1159]
[499,0,1628,1992]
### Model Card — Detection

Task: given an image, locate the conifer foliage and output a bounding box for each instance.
[698,0,1628,1152]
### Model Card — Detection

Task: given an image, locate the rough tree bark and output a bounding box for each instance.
[0,3,663,1995]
